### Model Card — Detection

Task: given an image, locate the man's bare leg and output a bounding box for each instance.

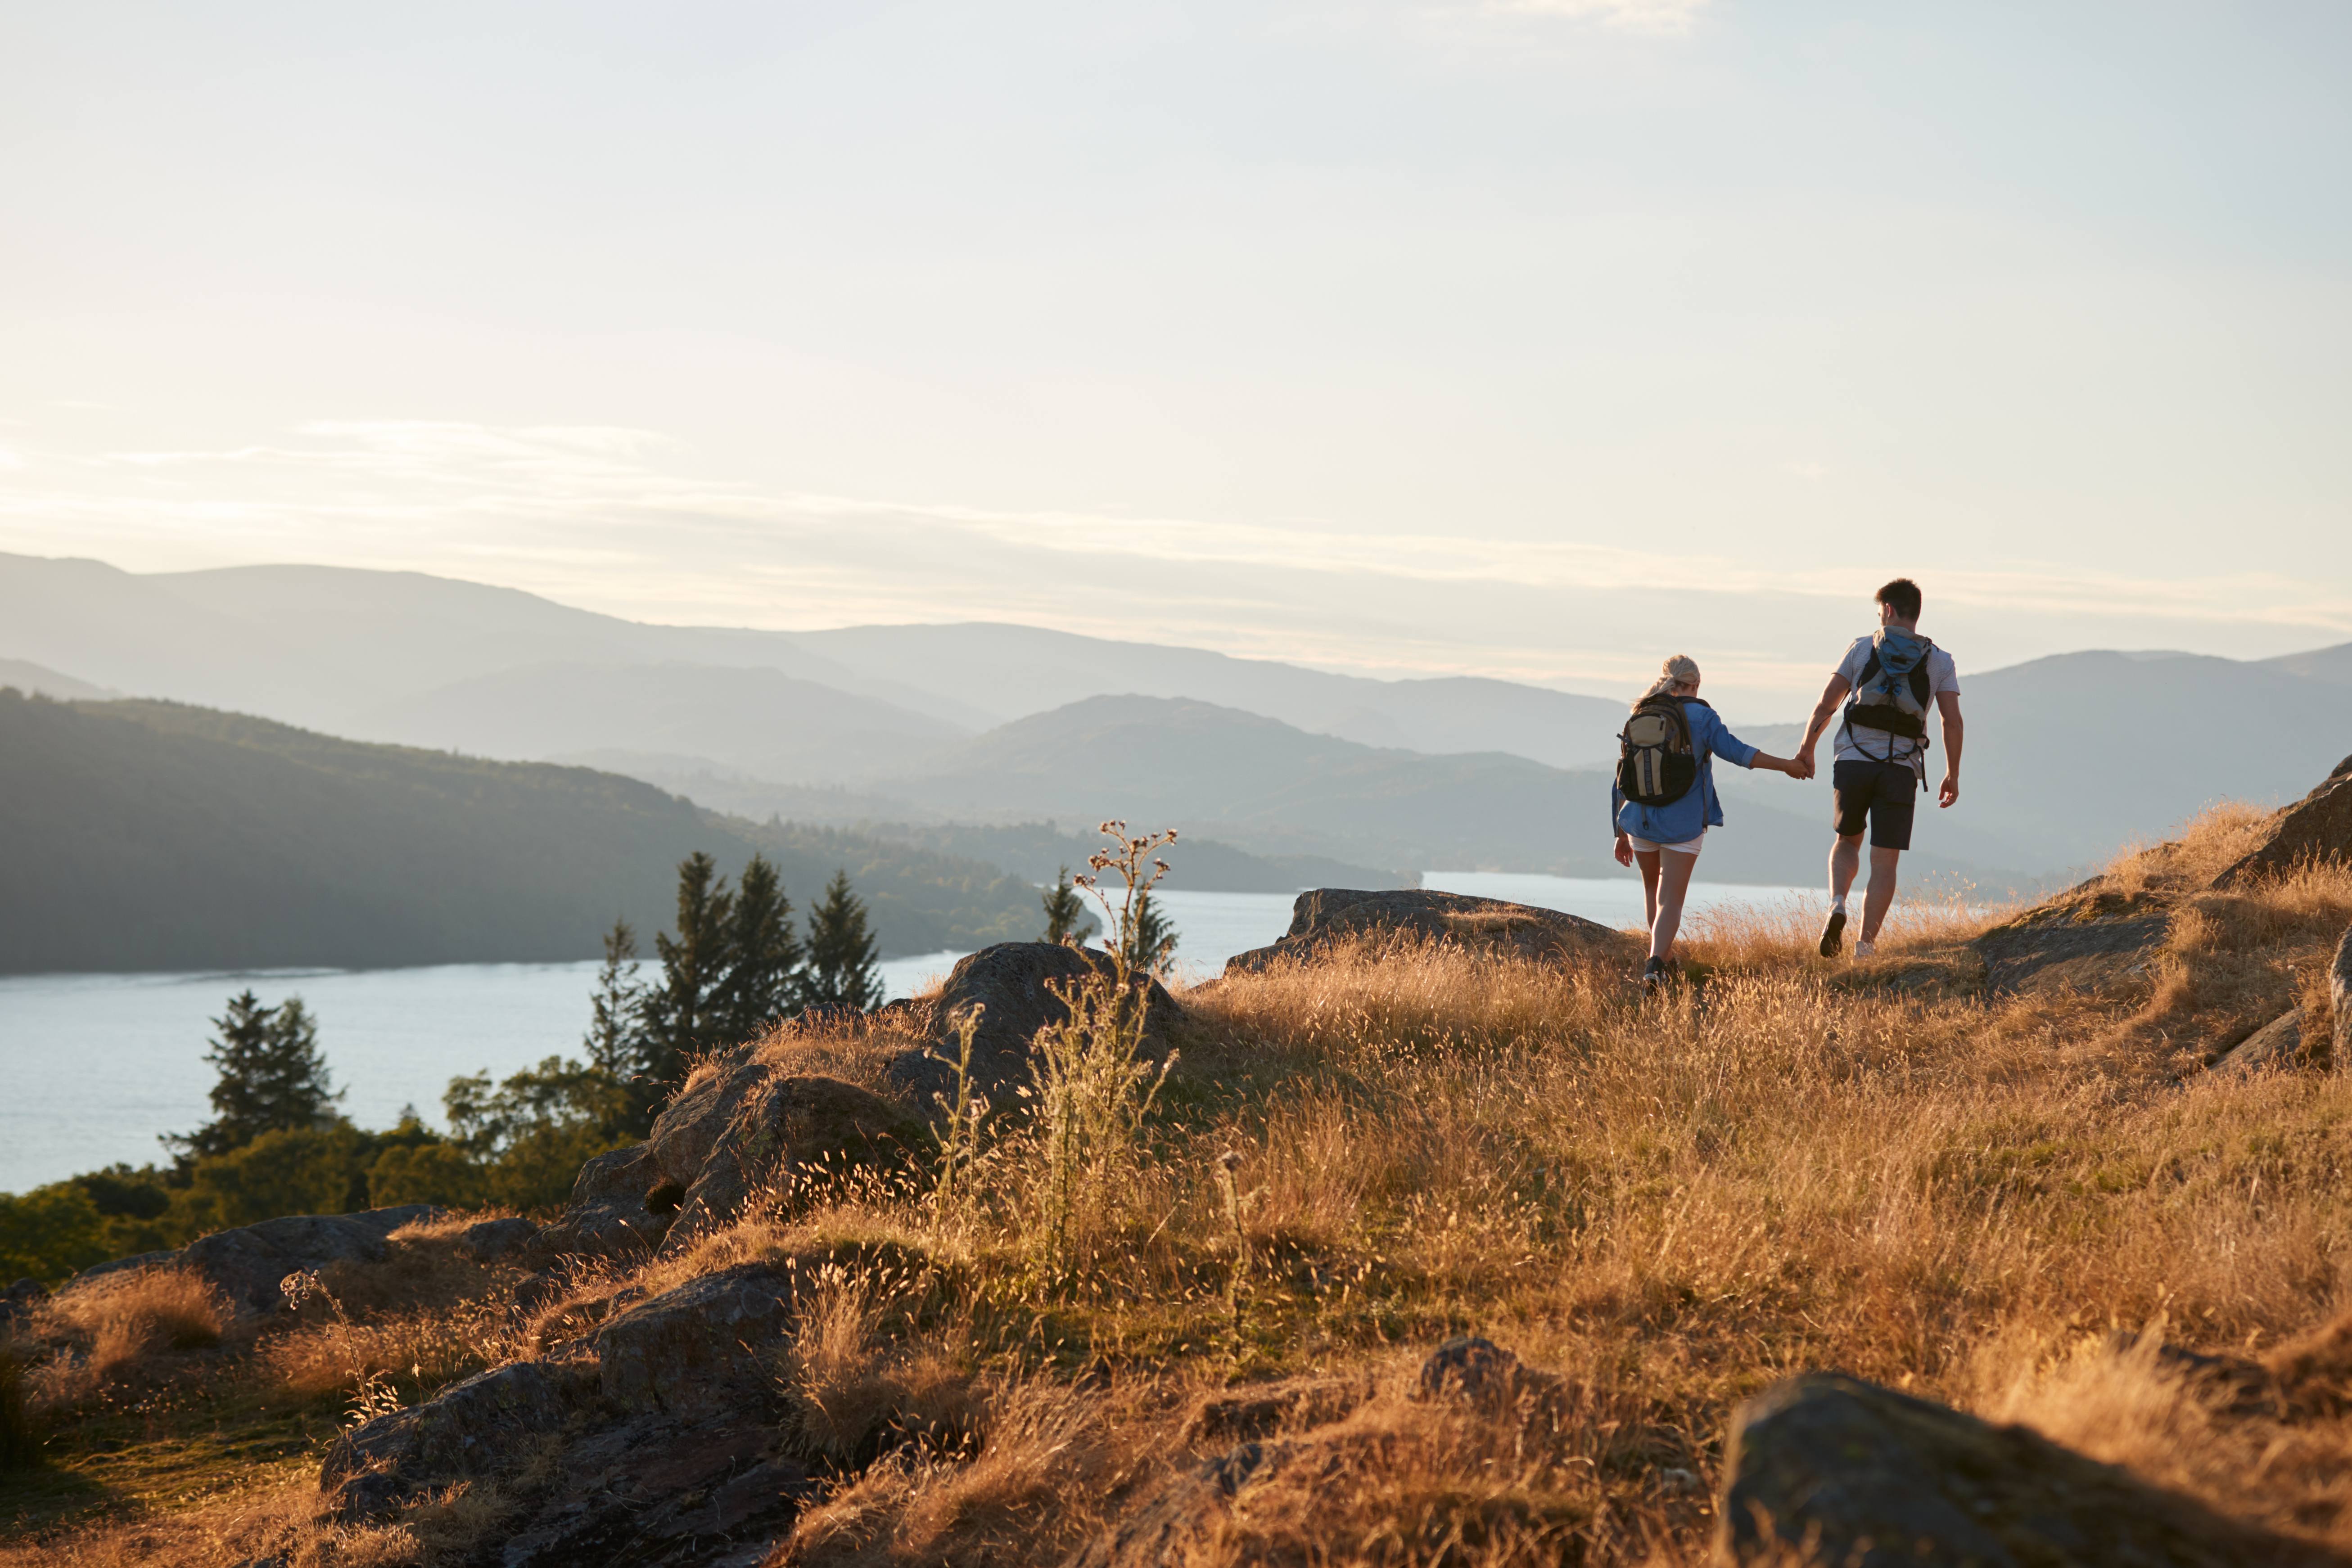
[1860,846,1901,945]
[1820,832,1864,956]
[1829,833,1864,907]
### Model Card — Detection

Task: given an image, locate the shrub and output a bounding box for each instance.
[54,1265,229,1382]
[368,1141,491,1209]
[176,1124,373,1232]
[0,1184,108,1284]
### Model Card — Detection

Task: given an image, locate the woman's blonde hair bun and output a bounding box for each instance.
[1634,653,1701,708]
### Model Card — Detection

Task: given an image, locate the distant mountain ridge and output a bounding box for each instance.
[9,550,2352,881]
[881,694,2006,889]
[0,693,1038,973]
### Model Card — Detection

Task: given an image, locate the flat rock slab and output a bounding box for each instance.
[1719,1371,2346,1567]
[1971,889,2170,997]
[1225,888,1636,976]
[73,1204,441,1318]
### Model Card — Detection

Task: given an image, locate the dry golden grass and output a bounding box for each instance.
[16,823,2352,1568]
[35,1267,230,1395]
[783,847,2352,1564]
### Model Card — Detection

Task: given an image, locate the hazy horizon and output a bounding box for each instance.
[5,2,2349,711]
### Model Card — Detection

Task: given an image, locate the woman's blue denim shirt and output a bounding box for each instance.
[1610,698,1760,844]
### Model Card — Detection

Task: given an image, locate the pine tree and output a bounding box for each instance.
[640,852,735,1087]
[1040,865,1086,944]
[801,869,881,1015]
[1123,888,1179,976]
[168,991,342,1165]
[582,919,646,1080]
[716,853,802,1042]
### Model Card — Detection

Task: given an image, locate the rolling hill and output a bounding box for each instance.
[0,693,1037,973]
[881,695,2006,889]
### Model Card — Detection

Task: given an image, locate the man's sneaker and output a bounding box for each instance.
[1854,938,1876,960]
[1818,908,1847,958]
[1642,956,1669,992]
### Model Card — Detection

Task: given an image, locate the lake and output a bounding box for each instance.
[0,872,1815,1192]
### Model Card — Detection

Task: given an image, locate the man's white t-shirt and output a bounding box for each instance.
[1832,634,1959,771]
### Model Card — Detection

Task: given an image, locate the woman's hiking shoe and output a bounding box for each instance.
[1854,938,1876,959]
[1818,908,1846,957]
[1642,956,1669,992]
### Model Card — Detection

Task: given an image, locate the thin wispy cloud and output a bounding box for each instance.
[2,419,2345,709]
[1477,0,1712,35]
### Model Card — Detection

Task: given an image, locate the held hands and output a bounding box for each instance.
[1791,751,1817,781]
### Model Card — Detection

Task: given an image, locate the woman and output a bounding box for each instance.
[1612,654,1809,990]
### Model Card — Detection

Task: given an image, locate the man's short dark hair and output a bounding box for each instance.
[1876,577,1923,621]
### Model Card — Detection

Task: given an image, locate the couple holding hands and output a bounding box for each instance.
[1610,577,1965,991]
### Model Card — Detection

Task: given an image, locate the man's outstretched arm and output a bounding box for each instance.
[1796,674,1851,779]
[1936,691,1964,807]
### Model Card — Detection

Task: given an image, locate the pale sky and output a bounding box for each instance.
[3,1,2348,712]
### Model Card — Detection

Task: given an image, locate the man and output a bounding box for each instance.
[1795,577,1964,959]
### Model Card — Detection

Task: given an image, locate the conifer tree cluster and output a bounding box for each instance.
[588,853,883,1128]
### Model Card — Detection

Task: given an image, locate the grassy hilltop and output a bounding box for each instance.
[5,802,2352,1564]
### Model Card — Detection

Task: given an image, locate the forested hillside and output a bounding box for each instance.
[0,694,1036,972]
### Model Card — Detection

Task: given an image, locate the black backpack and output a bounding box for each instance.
[1617,695,1704,807]
[1842,636,1935,756]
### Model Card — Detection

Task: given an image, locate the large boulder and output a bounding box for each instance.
[596,1262,803,1419]
[1718,1372,2344,1566]
[886,942,1179,1109]
[1970,886,2170,997]
[649,1068,930,1257]
[73,1205,441,1320]
[2214,758,2352,889]
[1224,888,1635,976]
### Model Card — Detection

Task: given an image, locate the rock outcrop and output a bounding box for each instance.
[1718,1371,2344,1566]
[885,941,1179,1108]
[1225,888,1635,976]
[646,1069,929,1257]
[71,1205,442,1319]
[1971,886,2169,997]
[2215,757,2352,888]
[534,1074,929,1266]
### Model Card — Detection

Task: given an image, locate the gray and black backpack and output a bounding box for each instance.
[1842,631,1936,760]
[1617,695,1703,807]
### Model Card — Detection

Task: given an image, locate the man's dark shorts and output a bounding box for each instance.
[1833,759,1919,851]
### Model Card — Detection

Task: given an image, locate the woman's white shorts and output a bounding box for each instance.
[1628,832,1705,856]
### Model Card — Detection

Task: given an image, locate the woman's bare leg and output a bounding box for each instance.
[1636,849,1662,931]
[1650,849,1700,963]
